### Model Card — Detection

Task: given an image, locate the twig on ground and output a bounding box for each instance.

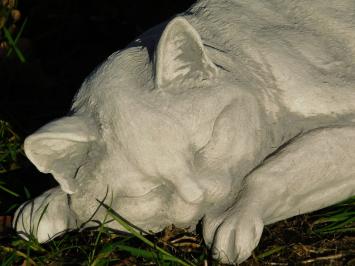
[300,252,355,264]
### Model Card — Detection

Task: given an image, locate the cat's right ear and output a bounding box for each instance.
[24,116,97,194]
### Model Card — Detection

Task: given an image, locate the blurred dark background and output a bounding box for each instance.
[0,0,195,213]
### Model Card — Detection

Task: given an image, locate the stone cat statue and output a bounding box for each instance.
[14,0,355,264]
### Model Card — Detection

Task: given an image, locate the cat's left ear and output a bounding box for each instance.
[155,17,218,89]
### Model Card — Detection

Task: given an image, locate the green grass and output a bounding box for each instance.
[0,120,354,265]
[311,196,355,235]
[0,120,23,197]
[253,196,355,264]
[0,0,27,63]
[3,17,27,63]
[1,190,207,265]
[1,196,353,265]
[1,206,207,265]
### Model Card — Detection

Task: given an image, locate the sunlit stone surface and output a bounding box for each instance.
[14,1,355,264]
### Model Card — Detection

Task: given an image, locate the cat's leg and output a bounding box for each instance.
[203,126,355,264]
[13,187,78,242]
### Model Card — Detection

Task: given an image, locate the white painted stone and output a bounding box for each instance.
[14,1,355,264]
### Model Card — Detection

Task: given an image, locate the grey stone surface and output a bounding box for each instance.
[14,1,355,263]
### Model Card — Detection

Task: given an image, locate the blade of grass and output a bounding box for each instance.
[3,26,26,63]
[0,183,19,197]
[23,186,31,199]
[6,17,28,57]
[89,205,112,264]
[12,239,47,253]
[34,203,49,238]
[6,203,19,213]
[316,227,355,234]
[257,245,285,259]
[314,218,355,234]
[313,211,355,225]
[92,242,186,266]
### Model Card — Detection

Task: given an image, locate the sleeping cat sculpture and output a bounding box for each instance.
[14,0,355,264]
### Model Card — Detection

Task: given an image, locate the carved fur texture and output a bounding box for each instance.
[14,1,355,264]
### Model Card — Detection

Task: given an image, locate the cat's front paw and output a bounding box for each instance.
[13,188,77,242]
[203,210,264,264]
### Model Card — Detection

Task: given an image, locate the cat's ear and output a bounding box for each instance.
[24,116,96,194]
[155,17,218,89]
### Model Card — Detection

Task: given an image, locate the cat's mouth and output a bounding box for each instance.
[122,184,164,198]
